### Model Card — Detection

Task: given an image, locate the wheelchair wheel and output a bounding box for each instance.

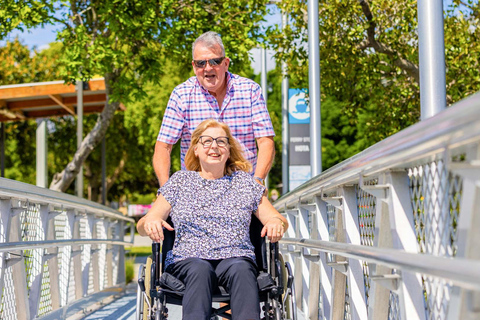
[136,264,145,320]
[143,255,153,320]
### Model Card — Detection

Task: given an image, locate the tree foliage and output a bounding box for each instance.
[0,0,55,39]
[266,0,480,167]
[0,38,256,204]
[2,0,270,192]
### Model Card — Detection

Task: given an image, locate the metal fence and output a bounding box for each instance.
[275,92,480,320]
[0,179,134,320]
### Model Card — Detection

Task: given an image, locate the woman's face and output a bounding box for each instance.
[194,126,230,169]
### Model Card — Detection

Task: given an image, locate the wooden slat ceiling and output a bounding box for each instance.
[0,78,124,122]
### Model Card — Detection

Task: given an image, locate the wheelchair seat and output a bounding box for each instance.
[136,215,296,320]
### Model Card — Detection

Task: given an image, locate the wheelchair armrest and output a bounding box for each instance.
[159,273,186,292]
[257,272,276,291]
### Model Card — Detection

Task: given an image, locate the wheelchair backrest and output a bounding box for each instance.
[161,215,268,273]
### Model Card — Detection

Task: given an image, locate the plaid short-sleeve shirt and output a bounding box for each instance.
[157,72,275,170]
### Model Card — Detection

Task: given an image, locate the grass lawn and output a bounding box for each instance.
[126,246,152,257]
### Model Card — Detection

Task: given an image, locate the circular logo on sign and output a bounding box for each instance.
[289,93,310,120]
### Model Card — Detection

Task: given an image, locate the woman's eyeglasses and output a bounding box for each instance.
[198,136,229,147]
[193,57,225,68]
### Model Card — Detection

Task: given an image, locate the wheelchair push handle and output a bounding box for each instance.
[152,242,162,287]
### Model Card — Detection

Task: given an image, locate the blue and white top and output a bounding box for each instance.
[159,170,265,270]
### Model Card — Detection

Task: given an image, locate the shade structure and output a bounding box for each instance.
[0,78,124,122]
[0,78,124,197]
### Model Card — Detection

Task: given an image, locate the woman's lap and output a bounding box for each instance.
[166,257,260,320]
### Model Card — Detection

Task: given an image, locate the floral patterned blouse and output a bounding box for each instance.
[160,170,265,270]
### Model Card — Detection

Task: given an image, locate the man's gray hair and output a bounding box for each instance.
[192,31,225,58]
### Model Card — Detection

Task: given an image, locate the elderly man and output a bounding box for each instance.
[154,31,275,187]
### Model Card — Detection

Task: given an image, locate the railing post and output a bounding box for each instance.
[46,208,61,310]
[385,171,426,320]
[62,209,76,306]
[286,208,303,315]
[298,203,312,315]
[300,203,320,319]
[326,190,347,320]
[91,217,100,293]
[340,186,368,320]
[0,199,13,313]
[28,204,50,317]
[106,220,114,287]
[73,213,84,299]
[83,213,94,295]
[361,174,392,319]
[9,202,30,320]
[447,144,480,318]
[99,218,109,291]
[116,220,126,285]
[315,195,333,319]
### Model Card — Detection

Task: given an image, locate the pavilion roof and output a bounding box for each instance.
[0,78,124,122]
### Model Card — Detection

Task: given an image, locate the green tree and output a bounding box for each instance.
[267,0,480,163]
[0,37,257,203]
[2,0,270,192]
[0,0,55,39]
[0,39,65,185]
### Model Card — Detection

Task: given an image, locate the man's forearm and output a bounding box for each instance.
[254,136,275,179]
[153,141,173,187]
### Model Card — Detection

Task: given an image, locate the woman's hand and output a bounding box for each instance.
[255,194,289,243]
[143,218,174,243]
[137,193,172,242]
[261,216,286,243]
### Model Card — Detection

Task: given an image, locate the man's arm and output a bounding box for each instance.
[254,136,275,181]
[153,141,173,187]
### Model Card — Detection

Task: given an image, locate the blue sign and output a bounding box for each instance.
[288,88,311,191]
[288,88,310,124]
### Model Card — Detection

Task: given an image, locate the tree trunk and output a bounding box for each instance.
[84,163,100,202]
[103,152,127,197]
[49,72,120,192]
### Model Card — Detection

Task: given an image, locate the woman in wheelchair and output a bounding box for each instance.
[138,119,288,320]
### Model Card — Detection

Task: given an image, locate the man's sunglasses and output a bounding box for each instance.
[193,57,225,68]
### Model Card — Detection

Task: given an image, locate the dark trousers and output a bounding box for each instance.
[167,256,260,320]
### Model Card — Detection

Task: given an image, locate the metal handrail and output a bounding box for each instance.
[275,92,480,209]
[0,177,133,222]
[273,92,480,319]
[0,239,133,252]
[280,238,480,291]
[0,177,135,320]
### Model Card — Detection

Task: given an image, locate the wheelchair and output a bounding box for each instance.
[136,215,297,320]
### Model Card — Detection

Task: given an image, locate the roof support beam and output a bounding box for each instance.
[7,94,107,111]
[48,94,75,116]
[0,100,26,120]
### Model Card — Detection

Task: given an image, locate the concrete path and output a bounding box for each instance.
[84,234,183,320]
[84,281,183,320]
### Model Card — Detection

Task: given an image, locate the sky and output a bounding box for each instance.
[1,5,281,74]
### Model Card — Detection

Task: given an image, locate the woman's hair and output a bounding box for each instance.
[185,119,252,175]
